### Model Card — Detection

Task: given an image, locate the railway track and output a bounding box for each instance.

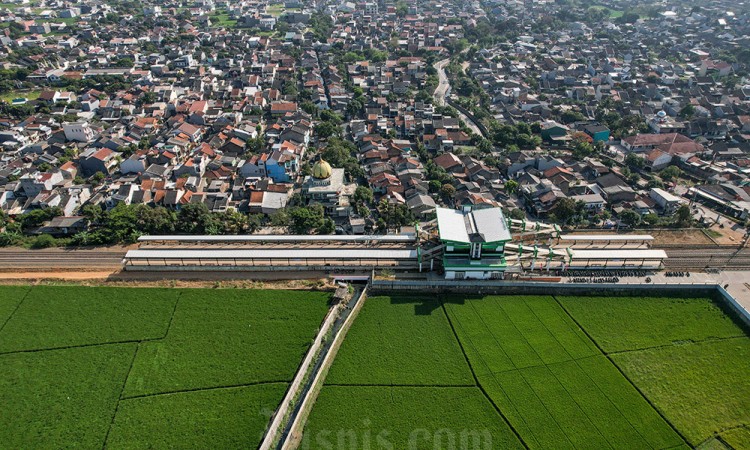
[0,249,125,269]
[0,244,747,272]
[662,247,750,270]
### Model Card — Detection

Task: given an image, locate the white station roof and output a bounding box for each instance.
[436,207,511,244]
[137,234,416,243]
[125,249,418,260]
[560,234,654,242]
[572,249,668,260]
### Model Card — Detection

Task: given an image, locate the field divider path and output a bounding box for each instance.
[0,338,162,356]
[551,295,691,447]
[261,285,365,450]
[102,342,140,450]
[160,291,183,340]
[466,298,574,447]
[0,285,32,333]
[323,383,476,388]
[603,335,748,357]
[120,380,289,401]
[440,297,530,450]
[277,285,368,449]
[443,300,544,448]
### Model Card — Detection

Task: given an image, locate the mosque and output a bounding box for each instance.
[302,159,356,217]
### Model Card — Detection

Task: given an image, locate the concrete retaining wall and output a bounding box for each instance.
[371,280,719,296]
[259,302,341,450]
[716,286,750,328]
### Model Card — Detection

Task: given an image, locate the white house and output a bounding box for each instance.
[63,122,95,143]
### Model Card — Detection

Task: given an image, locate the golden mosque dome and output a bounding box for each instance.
[312,159,332,180]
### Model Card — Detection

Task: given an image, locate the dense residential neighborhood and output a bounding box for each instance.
[3,1,750,449]
[0,0,748,247]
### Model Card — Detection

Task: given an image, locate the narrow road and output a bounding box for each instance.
[433,57,486,138]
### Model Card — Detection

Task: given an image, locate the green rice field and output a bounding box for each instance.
[2,285,748,449]
[0,285,330,449]
[303,293,750,449]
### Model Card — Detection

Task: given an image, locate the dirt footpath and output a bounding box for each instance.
[0,269,334,290]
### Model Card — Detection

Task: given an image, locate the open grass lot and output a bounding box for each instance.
[0,89,41,103]
[305,293,750,449]
[210,12,237,27]
[0,344,136,449]
[0,285,330,448]
[123,288,329,397]
[721,426,750,449]
[0,285,179,352]
[0,284,30,325]
[560,294,750,447]
[557,295,746,353]
[445,295,684,449]
[303,386,524,449]
[107,383,288,449]
[324,295,473,386]
[613,339,750,447]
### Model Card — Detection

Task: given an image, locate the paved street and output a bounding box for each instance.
[564,270,750,317]
[433,58,485,138]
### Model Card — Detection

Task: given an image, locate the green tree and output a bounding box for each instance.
[440,183,456,200]
[552,198,578,225]
[661,165,681,181]
[134,205,175,235]
[619,209,641,227]
[216,210,248,234]
[318,218,335,234]
[103,202,140,243]
[377,199,414,232]
[625,153,645,170]
[509,208,526,220]
[314,121,338,139]
[679,104,695,119]
[675,204,692,227]
[270,209,290,228]
[31,234,57,249]
[289,204,325,234]
[505,180,519,195]
[90,172,106,186]
[352,186,373,207]
[176,203,214,234]
[643,213,660,226]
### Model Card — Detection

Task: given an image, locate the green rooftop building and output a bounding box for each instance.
[436,206,512,280]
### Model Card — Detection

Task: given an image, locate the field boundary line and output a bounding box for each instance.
[710,423,750,450]
[440,297,530,450]
[0,285,32,333]
[520,297,652,447]
[323,383,477,388]
[604,335,748,356]
[466,298,578,447]
[120,380,289,401]
[0,337,165,356]
[552,295,691,447]
[443,300,544,449]
[102,342,140,450]
[489,354,598,376]
[161,291,183,339]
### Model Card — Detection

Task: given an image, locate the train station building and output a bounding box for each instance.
[436,206,512,280]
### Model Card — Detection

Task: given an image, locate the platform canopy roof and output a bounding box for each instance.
[436,207,512,244]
